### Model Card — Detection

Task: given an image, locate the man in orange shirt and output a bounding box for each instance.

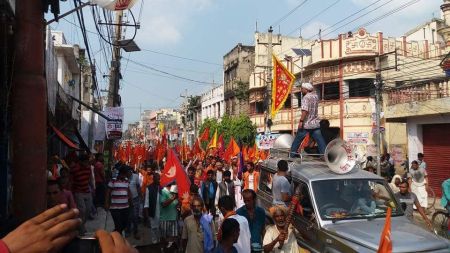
[243,162,259,192]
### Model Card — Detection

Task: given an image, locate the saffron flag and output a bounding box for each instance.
[208,129,218,149]
[223,137,240,162]
[160,148,191,202]
[199,127,210,142]
[271,54,295,118]
[377,207,392,253]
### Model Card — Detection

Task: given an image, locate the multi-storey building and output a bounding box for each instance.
[201,84,225,121]
[383,0,450,196]
[223,44,255,116]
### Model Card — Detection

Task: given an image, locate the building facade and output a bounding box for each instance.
[201,84,225,121]
[383,0,450,197]
[248,31,308,133]
[223,43,254,116]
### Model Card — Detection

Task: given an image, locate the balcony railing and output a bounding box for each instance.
[386,81,450,106]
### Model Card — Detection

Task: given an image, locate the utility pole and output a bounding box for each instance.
[107,10,123,107]
[105,10,123,169]
[374,51,397,176]
[375,56,382,176]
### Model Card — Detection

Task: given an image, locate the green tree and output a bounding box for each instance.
[198,114,256,148]
[234,80,249,101]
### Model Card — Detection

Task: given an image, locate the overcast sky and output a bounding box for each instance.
[47,0,442,126]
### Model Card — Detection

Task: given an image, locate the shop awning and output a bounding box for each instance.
[50,125,80,150]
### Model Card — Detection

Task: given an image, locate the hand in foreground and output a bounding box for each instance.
[2,204,81,253]
[95,230,138,253]
[277,231,287,243]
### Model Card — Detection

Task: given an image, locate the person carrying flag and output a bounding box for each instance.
[290,83,327,157]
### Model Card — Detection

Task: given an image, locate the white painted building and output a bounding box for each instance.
[201,84,225,121]
[52,30,81,121]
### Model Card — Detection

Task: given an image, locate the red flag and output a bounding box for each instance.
[192,138,203,157]
[377,207,392,253]
[199,127,210,142]
[271,54,295,118]
[160,149,191,202]
[223,137,240,162]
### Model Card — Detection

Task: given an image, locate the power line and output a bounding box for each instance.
[271,0,309,27]
[125,57,219,86]
[275,0,393,58]
[287,0,342,36]
[140,48,222,66]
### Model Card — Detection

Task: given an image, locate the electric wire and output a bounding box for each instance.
[271,0,309,27]
[286,0,342,36]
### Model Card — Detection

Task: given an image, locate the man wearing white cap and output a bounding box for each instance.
[290,82,326,157]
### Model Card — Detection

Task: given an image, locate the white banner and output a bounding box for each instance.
[104,107,124,139]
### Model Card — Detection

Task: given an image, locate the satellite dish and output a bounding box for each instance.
[91,0,138,11]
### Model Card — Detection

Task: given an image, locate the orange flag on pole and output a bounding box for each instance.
[271,54,295,118]
[377,207,392,253]
[223,137,240,162]
[199,127,210,142]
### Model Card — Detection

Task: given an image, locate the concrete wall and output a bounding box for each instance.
[405,20,444,44]
[406,114,450,163]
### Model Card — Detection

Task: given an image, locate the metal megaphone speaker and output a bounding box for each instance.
[324,138,357,174]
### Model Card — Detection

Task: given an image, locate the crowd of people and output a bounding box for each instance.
[14,149,301,253]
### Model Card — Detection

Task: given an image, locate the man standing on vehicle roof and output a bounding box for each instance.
[290,82,327,157]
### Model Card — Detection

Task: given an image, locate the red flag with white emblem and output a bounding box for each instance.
[271,54,295,118]
[160,149,191,202]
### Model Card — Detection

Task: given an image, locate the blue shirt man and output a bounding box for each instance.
[236,189,266,249]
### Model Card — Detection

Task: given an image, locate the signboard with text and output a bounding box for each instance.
[104,107,124,139]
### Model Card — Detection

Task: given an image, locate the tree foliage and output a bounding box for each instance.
[234,80,249,101]
[198,114,256,148]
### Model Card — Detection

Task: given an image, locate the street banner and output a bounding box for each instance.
[271,54,295,118]
[104,107,124,140]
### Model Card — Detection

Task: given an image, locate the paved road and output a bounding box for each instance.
[85,208,163,253]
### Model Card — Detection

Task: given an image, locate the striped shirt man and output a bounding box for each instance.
[71,164,92,193]
[108,178,130,209]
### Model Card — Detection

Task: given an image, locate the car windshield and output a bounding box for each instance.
[312,179,402,221]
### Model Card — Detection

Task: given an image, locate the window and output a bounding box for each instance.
[255,101,265,114]
[292,181,316,221]
[348,79,374,97]
[323,82,339,100]
[283,94,291,109]
[312,179,402,221]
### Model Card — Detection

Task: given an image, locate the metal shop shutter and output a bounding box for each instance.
[422,124,450,197]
